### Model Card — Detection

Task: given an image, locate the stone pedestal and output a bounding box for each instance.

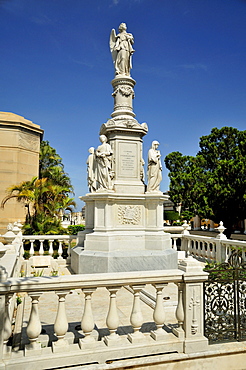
[71,192,177,273]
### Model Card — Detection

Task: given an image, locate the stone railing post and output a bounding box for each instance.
[128,284,145,343]
[20,240,25,259]
[57,240,66,265]
[172,282,185,339]
[29,241,35,257]
[150,283,168,340]
[104,286,121,346]
[3,294,13,358]
[58,240,63,259]
[39,240,44,256]
[215,239,223,262]
[172,237,178,251]
[25,293,42,352]
[178,257,209,353]
[80,288,96,347]
[53,291,69,352]
[66,240,72,263]
[48,240,54,256]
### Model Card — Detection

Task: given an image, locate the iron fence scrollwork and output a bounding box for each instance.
[204,250,246,343]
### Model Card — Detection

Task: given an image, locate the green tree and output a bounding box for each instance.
[1,141,76,234]
[164,210,180,225]
[164,127,246,237]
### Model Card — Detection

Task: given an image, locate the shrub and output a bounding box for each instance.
[67,224,85,235]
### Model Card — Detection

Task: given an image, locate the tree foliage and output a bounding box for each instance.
[1,141,76,234]
[164,127,246,236]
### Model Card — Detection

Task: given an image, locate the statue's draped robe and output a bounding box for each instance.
[87,153,96,192]
[95,143,113,190]
[147,149,162,191]
[114,32,134,75]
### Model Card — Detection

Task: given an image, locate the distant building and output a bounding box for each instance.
[0,112,43,233]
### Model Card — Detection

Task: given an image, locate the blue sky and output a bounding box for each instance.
[1,0,246,210]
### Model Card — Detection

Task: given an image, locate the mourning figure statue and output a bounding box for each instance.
[87,147,96,192]
[147,140,162,192]
[95,135,113,190]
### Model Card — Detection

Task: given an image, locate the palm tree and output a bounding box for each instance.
[1,141,76,234]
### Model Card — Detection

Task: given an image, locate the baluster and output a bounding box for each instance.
[20,241,24,259]
[48,240,54,256]
[172,238,177,251]
[104,286,121,346]
[206,242,210,260]
[198,241,201,256]
[187,239,191,257]
[58,240,63,259]
[191,240,195,255]
[67,240,71,260]
[39,240,44,256]
[224,244,229,263]
[3,294,13,356]
[211,243,215,260]
[201,241,206,257]
[128,284,145,343]
[150,283,168,340]
[26,293,42,351]
[53,291,69,351]
[79,288,96,347]
[213,243,217,260]
[173,283,184,338]
[30,241,34,257]
[197,241,200,257]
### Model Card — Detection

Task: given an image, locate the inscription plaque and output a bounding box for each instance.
[118,142,138,178]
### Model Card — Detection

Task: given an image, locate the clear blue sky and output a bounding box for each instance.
[1,0,246,210]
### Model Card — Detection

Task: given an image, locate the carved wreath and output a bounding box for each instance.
[118,205,141,225]
[112,86,134,98]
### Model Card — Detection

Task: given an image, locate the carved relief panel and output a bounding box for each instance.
[118,205,141,225]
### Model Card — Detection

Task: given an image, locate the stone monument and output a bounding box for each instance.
[71,23,177,273]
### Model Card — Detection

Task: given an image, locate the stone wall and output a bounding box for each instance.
[0,112,43,234]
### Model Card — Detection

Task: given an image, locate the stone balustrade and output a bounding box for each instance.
[22,234,77,262]
[170,222,246,263]
[0,262,208,368]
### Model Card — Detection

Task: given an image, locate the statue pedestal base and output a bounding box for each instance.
[71,247,177,274]
[71,192,177,274]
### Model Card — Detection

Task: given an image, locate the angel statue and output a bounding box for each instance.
[110,23,135,76]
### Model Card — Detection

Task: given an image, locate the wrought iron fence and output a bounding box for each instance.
[204,250,246,343]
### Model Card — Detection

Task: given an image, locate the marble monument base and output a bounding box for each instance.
[71,247,177,274]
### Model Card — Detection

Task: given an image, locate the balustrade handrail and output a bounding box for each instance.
[0,269,183,294]
[183,234,217,242]
[22,235,77,241]
[220,239,246,248]
[171,233,246,247]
